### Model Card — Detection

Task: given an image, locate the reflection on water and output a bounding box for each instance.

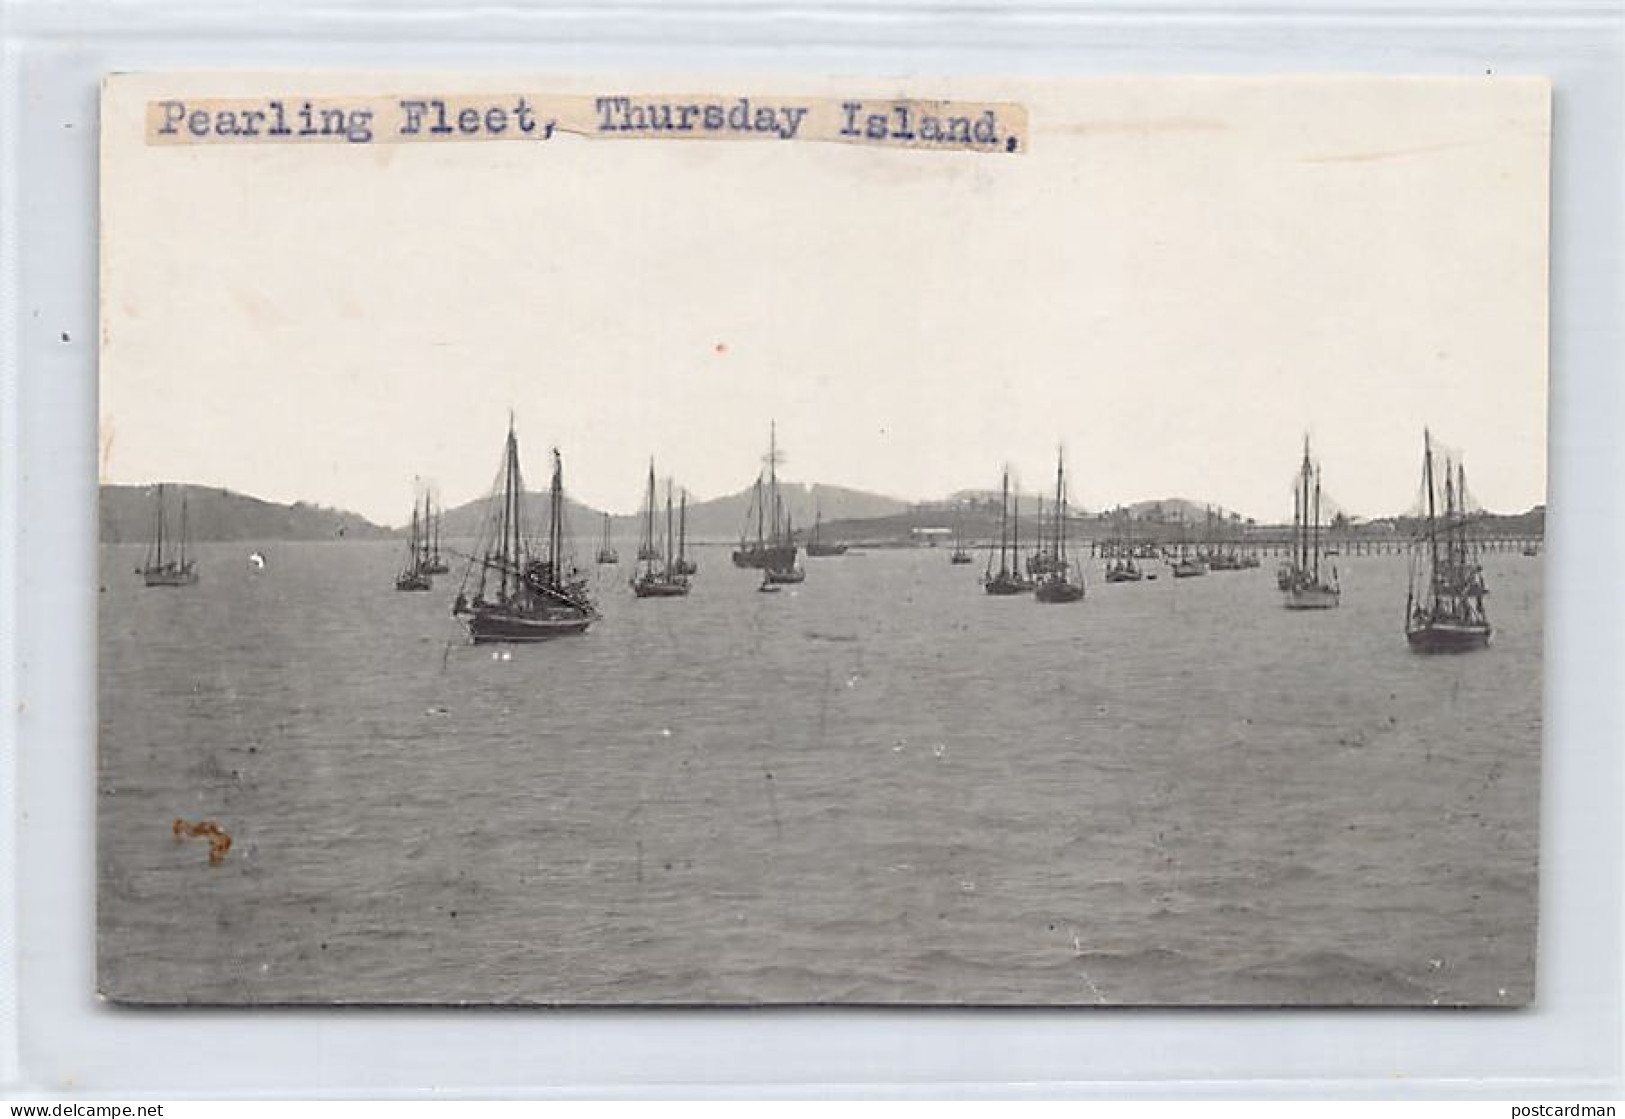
[98,541,1542,1005]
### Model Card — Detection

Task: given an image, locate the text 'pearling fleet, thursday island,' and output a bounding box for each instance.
[143,93,1029,153]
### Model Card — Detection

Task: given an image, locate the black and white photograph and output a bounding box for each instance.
[96,73,1550,1006]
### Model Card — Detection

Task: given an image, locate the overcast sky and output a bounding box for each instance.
[102,74,1549,527]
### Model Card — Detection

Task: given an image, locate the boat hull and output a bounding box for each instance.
[142,566,198,587]
[984,575,1034,596]
[466,610,593,642]
[763,567,805,585]
[806,543,848,557]
[1406,622,1492,654]
[395,575,433,592]
[949,553,974,565]
[1104,568,1142,583]
[732,544,798,569]
[632,579,690,598]
[1283,585,1340,610]
[1170,562,1207,578]
[1034,580,1084,603]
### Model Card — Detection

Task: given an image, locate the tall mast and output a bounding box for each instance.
[1423,430,1438,611]
[549,448,563,585]
[421,490,431,568]
[1012,491,1020,570]
[998,470,1009,575]
[1054,450,1066,565]
[755,475,764,548]
[679,489,688,564]
[179,493,188,568]
[644,459,656,577]
[664,479,675,574]
[1312,466,1322,581]
[155,484,165,567]
[1292,477,1301,571]
[769,421,779,542]
[1457,461,1469,571]
[501,423,516,598]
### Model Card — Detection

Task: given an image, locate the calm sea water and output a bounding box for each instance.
[98,541,1542,1005]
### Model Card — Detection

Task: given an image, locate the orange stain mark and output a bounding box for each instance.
[173,818,232,866]
[713,342,728,355]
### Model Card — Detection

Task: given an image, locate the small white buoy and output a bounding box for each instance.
[247,552,266,571]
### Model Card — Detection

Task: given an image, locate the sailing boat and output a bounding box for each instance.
[1026,495,1066,576]
[672,490,698,575]
[1105,510,1144,583]
[596,511,619,565]
[451,419,596,642]
[731,423,799,571]
[1034,450,1085,604]
[1168,513,1207,578]
[140,483,199,586]
[805,500,848,556]
[631,463,691,598]
[764,509,806,583]
[1282,437,1340,609]
[950,514,974,564]
[1405,431,1491,652]
[983,469,1035,595]
[395,492,433,591]
[422,494,451,575]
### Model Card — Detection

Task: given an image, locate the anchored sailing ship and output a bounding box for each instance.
[1282,437,1341,610]
[983,469,1035,595]
[631,461,691,598]
[672,491,698,575]
[763,509,807,584]
[451,419,596,642]
[596,511,620,565]
[1405,431,1491,652]
[395,491,434,591]
[422,496,450,575]
[804,500,848,557]
[1034,451,1085,604]
[1026,495,1066,576]
[950,514,974,564]
[139,483,199,587]
[731,422,799,571]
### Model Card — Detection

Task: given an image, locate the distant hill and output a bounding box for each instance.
[100,484,391,543]
[440,480,911,544]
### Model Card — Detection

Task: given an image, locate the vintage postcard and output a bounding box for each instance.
[98,73,1549,1005]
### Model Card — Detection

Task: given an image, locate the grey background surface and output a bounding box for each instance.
[4,0,1622,1098]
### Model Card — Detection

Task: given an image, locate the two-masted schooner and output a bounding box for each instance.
[1405,430,1491,652]
[763,508,807,584]
[982,468,1035,595]
[1105,511,1144,583]
[804,500,848,557]
[672,491,698,576]
[950,515,974,565]
[451,419,597,642]
[139,483,199,587]
[422,496,450,575]
[731,423,799,572]
[395,490,434,592]
[1033,451,1085,604]
[1281,437,1341,610]
[595,511,619,565]
[630,461,692,598]
[1026,496,1065,577]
